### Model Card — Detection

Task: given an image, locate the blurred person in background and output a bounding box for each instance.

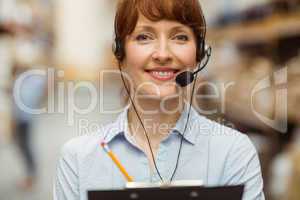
[11,65,47,190]
[1,0,51,190]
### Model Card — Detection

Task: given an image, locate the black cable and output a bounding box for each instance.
[169,67,198,181]
[118,63,165,182]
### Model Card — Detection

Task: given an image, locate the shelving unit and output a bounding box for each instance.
[208,12,300,44]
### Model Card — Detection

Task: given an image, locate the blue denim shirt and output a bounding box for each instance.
[53,104,265,200]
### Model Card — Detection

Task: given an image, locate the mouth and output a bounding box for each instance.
[144,68,180,81]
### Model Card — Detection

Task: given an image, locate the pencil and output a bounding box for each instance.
[101,142,133,182]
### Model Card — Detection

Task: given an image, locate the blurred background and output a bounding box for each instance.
[0,0,299,199]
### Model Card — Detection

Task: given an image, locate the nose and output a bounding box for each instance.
[152,38,172,64]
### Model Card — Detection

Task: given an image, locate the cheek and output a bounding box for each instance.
[172,45,197,68]
[124,44,152,70]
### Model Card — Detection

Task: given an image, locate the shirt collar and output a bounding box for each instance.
[102,102,199,145]
[172,102,199,144]
[102,104,130,144]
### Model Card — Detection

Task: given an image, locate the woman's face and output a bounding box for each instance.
[123,14,197,99]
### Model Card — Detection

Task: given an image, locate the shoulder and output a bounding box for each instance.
[192,113,256,155]
[60,135,96,156]
[194,112,250,140]
[59,122,116,159]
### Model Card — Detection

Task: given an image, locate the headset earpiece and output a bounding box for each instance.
[113,37,124,62]
[196,37,206,62]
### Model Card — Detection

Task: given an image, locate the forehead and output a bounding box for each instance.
[134,14,193,31]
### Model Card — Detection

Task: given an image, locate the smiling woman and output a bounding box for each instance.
[114,0,205,63]
[53,1,265,200]
[123,14,197,97]
[114,0,205,99]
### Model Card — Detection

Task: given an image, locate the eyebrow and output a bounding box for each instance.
[169,26,190,34]
[134,25,155,32]
[134,25,190,34]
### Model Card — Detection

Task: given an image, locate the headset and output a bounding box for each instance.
[113,22,207,64]
[112,4,211,183]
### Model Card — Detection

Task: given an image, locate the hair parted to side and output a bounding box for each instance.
[114,0,206,62]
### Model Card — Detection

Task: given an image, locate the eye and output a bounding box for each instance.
[135,33,153,42]
[173,34,189,41]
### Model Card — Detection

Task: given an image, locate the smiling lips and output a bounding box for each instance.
[145,68,180,81]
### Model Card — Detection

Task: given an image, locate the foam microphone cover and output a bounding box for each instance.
[175,71,194,87]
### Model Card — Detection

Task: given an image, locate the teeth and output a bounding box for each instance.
[151,71,173,77]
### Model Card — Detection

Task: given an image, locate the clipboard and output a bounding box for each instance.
[88,184,244,200]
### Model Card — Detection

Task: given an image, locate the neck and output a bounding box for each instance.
[127,97,184,143]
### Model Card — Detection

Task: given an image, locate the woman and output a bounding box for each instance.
[54,0,265,200]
